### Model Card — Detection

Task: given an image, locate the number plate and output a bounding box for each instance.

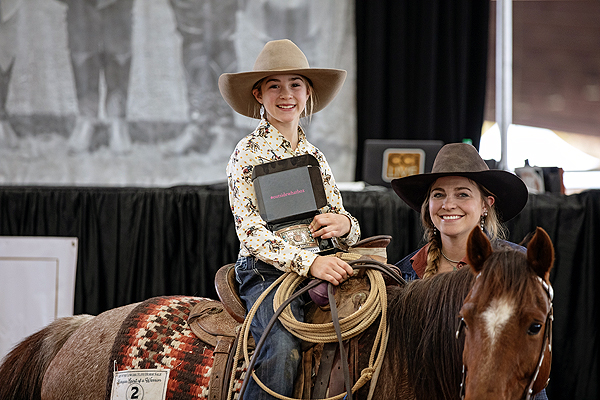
[110,369,170,400]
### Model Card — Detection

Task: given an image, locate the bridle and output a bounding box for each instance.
[456,274,554,400]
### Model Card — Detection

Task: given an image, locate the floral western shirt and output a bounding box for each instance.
[226,119,361,276]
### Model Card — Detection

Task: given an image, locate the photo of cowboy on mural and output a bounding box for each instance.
[0,0,355,186]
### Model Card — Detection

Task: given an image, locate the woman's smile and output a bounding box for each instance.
[429,176,488,240]
[439,214,463,221]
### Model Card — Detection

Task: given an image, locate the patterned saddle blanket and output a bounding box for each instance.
[105,296,247,400]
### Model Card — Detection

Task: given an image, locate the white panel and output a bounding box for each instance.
[0,237,78,360]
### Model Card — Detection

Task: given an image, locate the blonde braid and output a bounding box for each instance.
[424,228,442,278]
[421,195,442,278]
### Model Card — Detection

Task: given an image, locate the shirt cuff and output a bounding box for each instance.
[338,214,360,246]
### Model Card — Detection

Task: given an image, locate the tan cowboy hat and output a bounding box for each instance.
[218,39,347,119]
[391,143,528,222]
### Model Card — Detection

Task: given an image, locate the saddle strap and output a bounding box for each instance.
[328,283,353,400]
[208,335,235,400]
[312,342,338,399]
[329,342,351,396]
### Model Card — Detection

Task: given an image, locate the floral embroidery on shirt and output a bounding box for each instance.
[242,164,254,176]
[229,180,239,199]
[257,155,272,164]
[313,150,325,163]
[256,125,269,138]
[328,204,341,213]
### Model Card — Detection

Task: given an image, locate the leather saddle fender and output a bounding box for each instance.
[187,298,254,400]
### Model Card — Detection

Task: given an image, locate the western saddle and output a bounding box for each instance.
[187,235,398,400]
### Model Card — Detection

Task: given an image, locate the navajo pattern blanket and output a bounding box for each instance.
[105,296,246,400]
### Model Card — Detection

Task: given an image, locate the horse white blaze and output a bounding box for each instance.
[482,296,515,347]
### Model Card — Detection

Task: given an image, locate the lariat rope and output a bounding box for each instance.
[227,253,391,400]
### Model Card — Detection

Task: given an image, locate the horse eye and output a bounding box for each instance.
[528,322,542,335]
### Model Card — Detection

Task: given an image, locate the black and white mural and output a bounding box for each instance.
[0,0,355,186]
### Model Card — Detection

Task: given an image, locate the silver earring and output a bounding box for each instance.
[433,227,438,236]
[480,211,488,231]
[260,105,265,119]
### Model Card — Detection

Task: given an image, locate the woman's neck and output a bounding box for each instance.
[440,234,468,262]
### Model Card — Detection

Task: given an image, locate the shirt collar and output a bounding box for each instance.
[255,119,306,150]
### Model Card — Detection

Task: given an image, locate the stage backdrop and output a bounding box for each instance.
[0,0,356,185]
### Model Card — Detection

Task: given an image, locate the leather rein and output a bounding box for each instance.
[456,274,554,400]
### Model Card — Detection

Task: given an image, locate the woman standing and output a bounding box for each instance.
[392,142,549,399]
[219,39,360,399]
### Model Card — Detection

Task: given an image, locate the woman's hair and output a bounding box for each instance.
[252,75,314,121]
[420,179,506,278]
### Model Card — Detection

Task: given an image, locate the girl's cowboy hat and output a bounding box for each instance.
[218,39,347,119]
[391,143,528,222]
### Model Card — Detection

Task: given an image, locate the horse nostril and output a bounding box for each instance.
[528,322,542,335]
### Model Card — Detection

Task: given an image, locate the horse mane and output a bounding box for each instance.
[0,314,93,400]
[381,267,476,399]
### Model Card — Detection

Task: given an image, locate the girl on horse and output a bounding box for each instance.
[219,39,361,399]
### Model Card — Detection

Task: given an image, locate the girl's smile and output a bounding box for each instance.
[252,74,310,141]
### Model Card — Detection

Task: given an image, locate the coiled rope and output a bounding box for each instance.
[227,253,390,400]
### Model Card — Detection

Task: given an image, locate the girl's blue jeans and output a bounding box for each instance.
[235,256,306,399]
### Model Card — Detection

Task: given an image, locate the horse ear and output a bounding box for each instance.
[526,227,554,281]
[467,226,493,273]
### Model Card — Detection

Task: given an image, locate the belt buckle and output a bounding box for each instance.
[274,224,320,253]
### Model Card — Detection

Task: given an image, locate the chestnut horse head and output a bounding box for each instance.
[458,227,554,400]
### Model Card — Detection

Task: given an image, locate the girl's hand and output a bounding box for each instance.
[309,213,351,239]
[309,255,353,286]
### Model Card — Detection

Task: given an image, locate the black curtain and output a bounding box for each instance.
[355,0,490,180]
[0,185,239,315]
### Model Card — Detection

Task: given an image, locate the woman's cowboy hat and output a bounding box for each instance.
[391,143,528,222]
[218,39,347,119]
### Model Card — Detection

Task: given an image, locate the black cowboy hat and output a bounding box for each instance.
[391,143,528,222]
